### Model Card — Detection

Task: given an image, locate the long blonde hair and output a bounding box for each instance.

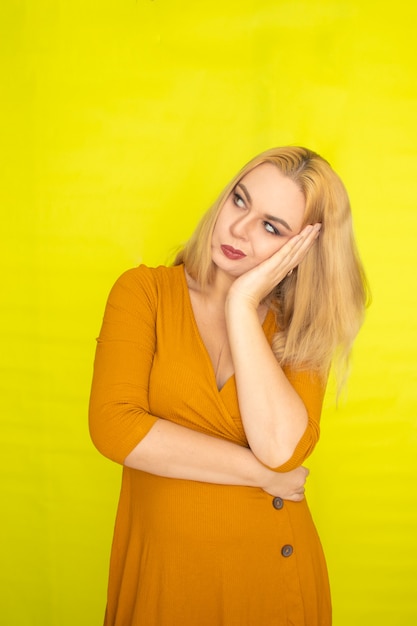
[174,146,369,384]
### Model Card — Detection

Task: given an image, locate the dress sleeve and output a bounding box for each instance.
[88,267,159,465]
[269,367,327,472]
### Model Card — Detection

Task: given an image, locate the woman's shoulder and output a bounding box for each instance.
[111,263,184,299]
[104,264,185,316]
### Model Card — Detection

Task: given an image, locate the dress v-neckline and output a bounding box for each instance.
[180,265,273,393]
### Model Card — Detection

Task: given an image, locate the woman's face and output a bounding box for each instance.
[211,163,306,279]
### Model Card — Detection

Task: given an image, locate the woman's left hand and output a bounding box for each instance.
[228,223,321,307]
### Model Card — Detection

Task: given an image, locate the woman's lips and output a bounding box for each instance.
[221,245,246,260]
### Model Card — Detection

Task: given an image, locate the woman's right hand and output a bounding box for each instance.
[260,465,310,501]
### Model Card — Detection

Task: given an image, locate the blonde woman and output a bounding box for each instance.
[89,146,368,626]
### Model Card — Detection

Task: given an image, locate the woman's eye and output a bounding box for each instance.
[233,192,245,208]
[263,221,280,235]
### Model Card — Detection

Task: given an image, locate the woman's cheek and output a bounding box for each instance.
[257,241,286,261]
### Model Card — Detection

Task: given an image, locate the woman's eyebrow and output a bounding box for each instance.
[264,214,293,232]
[237,182,293,231]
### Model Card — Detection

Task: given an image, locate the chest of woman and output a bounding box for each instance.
[147,294,247,445]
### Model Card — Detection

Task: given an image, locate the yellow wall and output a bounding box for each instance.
[1,1,416,623]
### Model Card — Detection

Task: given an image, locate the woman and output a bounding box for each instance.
[89,146,368,625]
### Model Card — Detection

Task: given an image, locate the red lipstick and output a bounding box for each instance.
[221,245,246,260]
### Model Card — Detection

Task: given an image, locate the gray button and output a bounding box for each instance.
[281,544,293,557]
[272,497,284,510]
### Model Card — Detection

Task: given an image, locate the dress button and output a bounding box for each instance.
[272,497,284,510]
[281,544,293,557]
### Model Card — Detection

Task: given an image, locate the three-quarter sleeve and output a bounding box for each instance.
[89,267,159,464]
[270,367,327,472]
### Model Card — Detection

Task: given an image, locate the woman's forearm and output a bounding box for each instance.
[125,418,263,485]
[123,417,307,500]
[226,300,308,469]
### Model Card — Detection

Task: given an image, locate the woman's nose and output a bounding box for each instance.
[230,215,250,240]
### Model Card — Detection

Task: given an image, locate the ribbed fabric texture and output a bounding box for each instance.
[89,264,331,626]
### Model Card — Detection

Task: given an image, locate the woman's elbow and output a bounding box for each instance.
[88,401,158,466]
[262,417,320,472]
[88,404,125,464]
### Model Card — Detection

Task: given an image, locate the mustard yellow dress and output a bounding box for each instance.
[89,264,331,626]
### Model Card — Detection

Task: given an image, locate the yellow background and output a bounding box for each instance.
[1,1,416,624]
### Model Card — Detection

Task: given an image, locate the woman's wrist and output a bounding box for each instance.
[226,288,259,313]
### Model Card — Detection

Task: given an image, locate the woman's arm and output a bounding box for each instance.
[89,266,308,501]
[225,225,324,469]
[124,418,309,501]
